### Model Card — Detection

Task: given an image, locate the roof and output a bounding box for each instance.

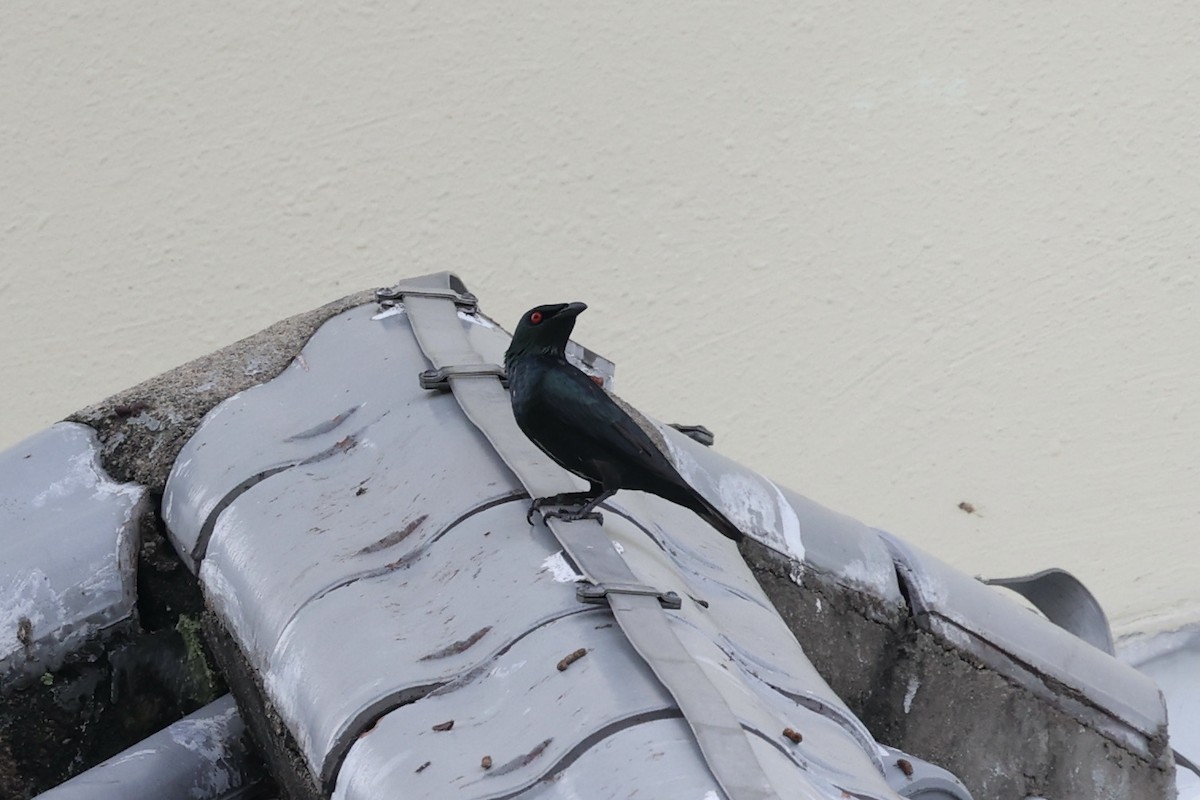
[0,273,1182,800]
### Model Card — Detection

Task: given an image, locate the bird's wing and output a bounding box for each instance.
[539,363,688,487]
[535,361,744,542]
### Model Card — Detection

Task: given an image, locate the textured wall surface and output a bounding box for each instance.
[2,3,1197,634]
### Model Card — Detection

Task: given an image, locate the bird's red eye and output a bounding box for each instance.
[530,311,544,324]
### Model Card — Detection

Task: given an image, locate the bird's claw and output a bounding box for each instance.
[542,508,604,525]
[527,492,593,524]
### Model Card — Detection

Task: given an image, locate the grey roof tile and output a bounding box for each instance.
[646,422,904,603]
[880,530,1167,758]
[161,303,521,575]
[6,278,1172,798]
[1,422,146,687]
[165,301,928,799]
[330,611,678,800]
[258,501,595,784]
[513,717,721,799]
[32,694,258,800]
[982,568,1115,655]
[583,504,898,796]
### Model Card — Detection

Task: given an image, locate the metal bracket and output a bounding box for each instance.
[577,582,683,610]
[981,568,1115,655]
[668,423,715,447]
[419,365,507,392]
[376,285,479,313]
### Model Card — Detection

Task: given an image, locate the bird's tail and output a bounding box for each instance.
[680,487,744,543]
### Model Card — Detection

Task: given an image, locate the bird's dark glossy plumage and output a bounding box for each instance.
[504,302,742,542]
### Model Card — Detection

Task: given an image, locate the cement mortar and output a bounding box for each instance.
[742,540,1175,800]
[879,630,1173,800]
[741,539,906,717]
[67,290,376,490]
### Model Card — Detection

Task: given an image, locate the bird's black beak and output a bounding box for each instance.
[562,302,587,318]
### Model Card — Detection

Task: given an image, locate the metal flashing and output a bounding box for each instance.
[983,568,1116,655]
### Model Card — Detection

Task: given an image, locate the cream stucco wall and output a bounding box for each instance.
[2,4,1197,635]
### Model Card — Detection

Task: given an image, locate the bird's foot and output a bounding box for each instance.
[542,507,605,525]
[527,492,595,524]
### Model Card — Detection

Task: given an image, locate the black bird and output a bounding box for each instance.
[504,302,743,542]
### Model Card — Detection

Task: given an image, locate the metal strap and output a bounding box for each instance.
[376,277,479,311]
[391,272,778,800]
[576,582,683,609]
[419,364,507,391]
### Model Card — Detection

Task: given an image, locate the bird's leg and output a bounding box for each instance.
[527,491,595,524]
[542,489,616,524]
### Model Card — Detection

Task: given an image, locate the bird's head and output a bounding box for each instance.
[505,302,587,361]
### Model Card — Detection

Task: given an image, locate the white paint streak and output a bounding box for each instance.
[103,748,160,767]
[838,557,898,597]
[765,477,804,561]
[489,659,527,678]
[711,469,778,538]
[459,309,495,328]
[660,426,804,560]
[903,676,921,714]
[169,704,238,797]
[262,624,321,773]
[540,551,584,583]
[371,306,404,320]
[199,559,253,659]
[31,450,141,508]
[374,306,491,327]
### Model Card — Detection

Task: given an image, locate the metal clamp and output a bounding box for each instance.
[376,285,479,313]
[668,423,715,447]
[577,582,683,610]
[419,365,507,392]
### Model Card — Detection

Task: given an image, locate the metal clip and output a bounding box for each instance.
[576,582,683,610]
[668,423,715,447]
[376,285,479,312]
[420,365,507,392]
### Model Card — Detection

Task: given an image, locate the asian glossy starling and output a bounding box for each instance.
[504,302,742,542]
